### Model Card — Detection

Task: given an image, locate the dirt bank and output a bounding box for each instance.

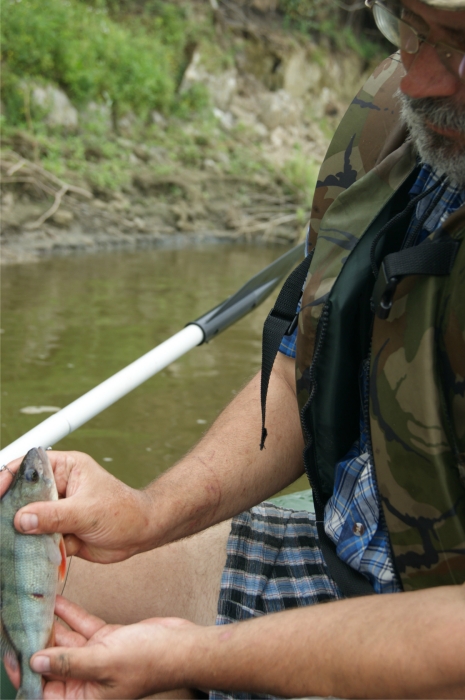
[1,0,380,264]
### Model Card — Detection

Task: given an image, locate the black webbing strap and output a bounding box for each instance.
[260,252,313,450]
[372,239,460,320]
[384,239,459,278]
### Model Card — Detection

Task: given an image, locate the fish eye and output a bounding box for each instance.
[25,467,39,483]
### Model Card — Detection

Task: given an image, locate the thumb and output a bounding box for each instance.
[14,497,79,536]
[31,645,108,685]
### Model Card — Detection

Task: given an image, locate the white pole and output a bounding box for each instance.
[0,324,204,466]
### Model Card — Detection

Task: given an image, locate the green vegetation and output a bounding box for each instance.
[278,0,382,62]
[282,151,320,207]
[1,0,213,126]
[0,0,384,220]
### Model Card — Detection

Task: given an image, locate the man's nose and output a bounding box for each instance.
[400,43,460,98]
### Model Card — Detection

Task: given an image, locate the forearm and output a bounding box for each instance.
[180,585,465,698]
[143,352,304,549]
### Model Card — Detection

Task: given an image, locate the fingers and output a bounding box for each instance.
[47,451,100,498]
[0,456,22,497]
[54,621,88,648]
[62,534,83,558]
[42,679,67,698]
[55,596,106,640]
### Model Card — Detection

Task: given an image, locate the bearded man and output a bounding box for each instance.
[2,0,465,697]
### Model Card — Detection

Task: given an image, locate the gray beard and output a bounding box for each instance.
[399,91,465,187]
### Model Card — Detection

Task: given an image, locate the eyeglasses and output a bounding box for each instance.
[365,0,465,82]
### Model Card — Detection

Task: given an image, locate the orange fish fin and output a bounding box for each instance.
[58,536,67,581]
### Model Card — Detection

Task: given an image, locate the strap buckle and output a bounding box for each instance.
[285,313,299,336]
[371,262,400,320]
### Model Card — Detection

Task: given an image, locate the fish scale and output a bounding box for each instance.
[1,448,66,700]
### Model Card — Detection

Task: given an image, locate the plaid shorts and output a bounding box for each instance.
[209,502,344,700]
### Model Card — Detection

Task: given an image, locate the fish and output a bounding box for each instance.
[1,447,66,699]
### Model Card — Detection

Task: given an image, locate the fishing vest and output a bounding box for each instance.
[294,54,465,593]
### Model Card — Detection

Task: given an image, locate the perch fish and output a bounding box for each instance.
[1,447,66,699]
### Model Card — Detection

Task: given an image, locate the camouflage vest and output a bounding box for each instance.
[296,55,465,592]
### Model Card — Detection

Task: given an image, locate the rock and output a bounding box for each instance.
[283,49,322,98]
[258,90,302,130]
[133,216,146,231]
[51,209,74,226]
[230,102,260,128]
[81,101,111,130]
[270,126,287,148]
[147,145,169,162]
[307,86,340,120]
[133,145,151,162]
[213,108,235,130]
[203,158,220,173]
[118,111,138,134]
[1,192,15,212]
[326,54,365,102]
[216,152,230,166]
[253,122,269,138]
[117,138,133,149]
[31,85,78,129]
[180,51,237,111]
[111,196,131,212]
[151,111,167,127]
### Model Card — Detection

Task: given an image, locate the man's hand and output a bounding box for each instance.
[23,586,465,700]
[8,451,155,562]
[6,596,195,699]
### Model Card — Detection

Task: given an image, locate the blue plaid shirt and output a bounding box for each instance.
[280,164,465,593]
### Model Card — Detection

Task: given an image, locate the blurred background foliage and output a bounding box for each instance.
[1,0,202,126]
[0,0,386,211]
[1,0,381,127]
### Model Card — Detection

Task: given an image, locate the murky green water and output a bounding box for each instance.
[1,245,307,494]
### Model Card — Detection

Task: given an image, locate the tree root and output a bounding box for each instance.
[1,150,92,229]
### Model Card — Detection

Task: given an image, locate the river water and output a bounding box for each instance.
[1,244,307,495]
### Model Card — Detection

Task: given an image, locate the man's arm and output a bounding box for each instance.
[31,584,465,699]
[143,351,305,547]
[11,352,305,560]
[185,584,465,699]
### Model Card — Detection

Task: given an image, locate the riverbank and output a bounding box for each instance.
[0,0,385,265]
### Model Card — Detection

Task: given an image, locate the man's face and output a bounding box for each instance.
[398,0,465,184]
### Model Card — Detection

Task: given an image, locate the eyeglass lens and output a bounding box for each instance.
[372,2,465,81]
